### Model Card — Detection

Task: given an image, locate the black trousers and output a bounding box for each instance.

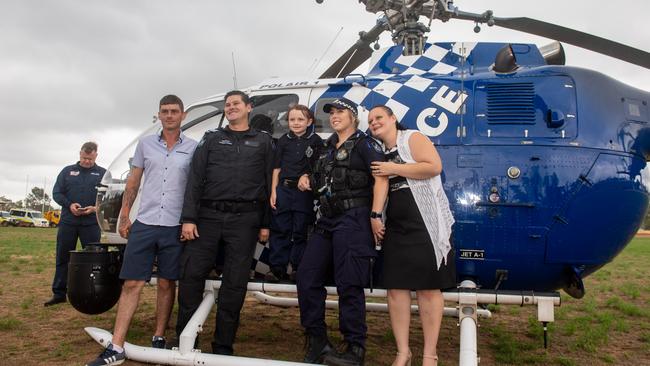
[51,223,100,298]
[176,208,261,354]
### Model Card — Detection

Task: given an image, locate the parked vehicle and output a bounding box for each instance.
[9,209,49,227]
[0,211,13,227]
[44,210,61,228]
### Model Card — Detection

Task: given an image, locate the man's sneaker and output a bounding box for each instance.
[152,336,166,349]
[85,343,126,366]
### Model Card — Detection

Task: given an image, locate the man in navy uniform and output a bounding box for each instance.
[297,98,387,365]
[177,90,274,355]
[45,141,105,307]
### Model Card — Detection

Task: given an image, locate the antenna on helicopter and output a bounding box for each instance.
[310,26,344,76]
[231,51,238,89]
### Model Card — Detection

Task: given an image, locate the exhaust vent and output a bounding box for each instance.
[486,83,535,124]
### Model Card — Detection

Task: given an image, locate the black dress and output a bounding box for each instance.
[382,149,456,290]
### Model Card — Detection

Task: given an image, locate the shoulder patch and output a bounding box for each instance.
[368,139,383,153]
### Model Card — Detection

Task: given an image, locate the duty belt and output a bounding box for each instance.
[318,196,370,218]
[281,178,298,189]
[200,200,261,213]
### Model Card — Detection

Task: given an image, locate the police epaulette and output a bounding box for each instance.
[205,127,221,134]
[198,128,221,147]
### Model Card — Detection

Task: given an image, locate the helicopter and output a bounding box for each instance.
[77,0,650,365]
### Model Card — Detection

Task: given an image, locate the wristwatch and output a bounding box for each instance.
[370,211,382,219]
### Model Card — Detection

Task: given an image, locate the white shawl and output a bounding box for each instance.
[396,129,455,269]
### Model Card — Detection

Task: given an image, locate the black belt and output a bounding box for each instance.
[281,178,298,189]
[340,197,370,210]
[319,196,370,218]
[390,181,410,192]
[200,200,261,213]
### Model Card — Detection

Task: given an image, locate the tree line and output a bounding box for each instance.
[0,187,56,212]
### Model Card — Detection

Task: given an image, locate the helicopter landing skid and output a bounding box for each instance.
[85,279,560,366]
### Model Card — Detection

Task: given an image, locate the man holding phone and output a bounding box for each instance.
[45,141,106,307]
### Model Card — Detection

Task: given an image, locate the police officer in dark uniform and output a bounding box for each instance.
[177,90,274,355]
[45,141,106,306]
[297,98,388,365]
[266,105,323,282]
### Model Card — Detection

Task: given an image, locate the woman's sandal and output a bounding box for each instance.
[392,349,412,366]
[423,354,438,366]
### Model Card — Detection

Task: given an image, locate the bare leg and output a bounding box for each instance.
[388,289,413,366]
[154,278,176,337]
[112,280,146,347]
[417,289,444,366]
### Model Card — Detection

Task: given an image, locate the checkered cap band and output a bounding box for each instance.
[324,98,358,116]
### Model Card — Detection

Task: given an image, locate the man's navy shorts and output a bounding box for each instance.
[120,220,183,281]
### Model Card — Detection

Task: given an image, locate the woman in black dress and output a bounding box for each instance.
[369,105,456,366]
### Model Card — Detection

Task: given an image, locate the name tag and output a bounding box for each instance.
[218,139,233,145]
[91,172,100,176]
[70,171,80,176]
[176,150,189,154]
[244,140,260,147]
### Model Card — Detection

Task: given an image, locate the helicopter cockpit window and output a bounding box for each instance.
[182,101,225,141]
[101,101,226,186]
[249,94,299,139]
[312,99,337,135]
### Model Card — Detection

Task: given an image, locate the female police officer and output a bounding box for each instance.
[296,97,388,366]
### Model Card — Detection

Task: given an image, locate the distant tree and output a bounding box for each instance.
[644,207,650,230]
[0,196,12,211]
[24,187,53,212]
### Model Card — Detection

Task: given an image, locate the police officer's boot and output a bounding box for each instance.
[303,333,333,364]
[323,342,365,366]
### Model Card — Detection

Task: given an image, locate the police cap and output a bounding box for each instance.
[323,98,358,117]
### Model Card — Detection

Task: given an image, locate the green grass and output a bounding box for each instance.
[0,316,22,331]
[0,227,649,365]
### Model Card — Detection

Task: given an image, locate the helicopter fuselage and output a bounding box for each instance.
[97,42,650,297]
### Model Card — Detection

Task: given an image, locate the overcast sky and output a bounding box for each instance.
[1,0,648,204]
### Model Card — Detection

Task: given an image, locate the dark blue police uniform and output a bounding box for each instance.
[297,129,385,357]
[177,126,274,355]
[51,162,106,300]
[268,126,323,279]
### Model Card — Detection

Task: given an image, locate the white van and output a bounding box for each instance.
[9,209,49,227]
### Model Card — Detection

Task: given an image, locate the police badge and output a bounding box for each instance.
[305,146,313,158]
[336,148,349,160]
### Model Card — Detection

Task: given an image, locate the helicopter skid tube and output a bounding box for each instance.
[251,291,493,318]
[85,279,559,366]
[84,327,309,366]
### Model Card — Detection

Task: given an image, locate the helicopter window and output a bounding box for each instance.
[249,94,299,139]
[312,99,337,135]
[182,101,225,141]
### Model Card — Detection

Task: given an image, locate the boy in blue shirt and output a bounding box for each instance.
[266,104,323,282]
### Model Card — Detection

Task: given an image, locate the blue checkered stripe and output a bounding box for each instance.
[337,42,475,123]
[367,42,471,78]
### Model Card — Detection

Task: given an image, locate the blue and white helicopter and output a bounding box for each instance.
[76,1,650,365]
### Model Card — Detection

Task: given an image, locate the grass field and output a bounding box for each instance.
[0,226,649,365]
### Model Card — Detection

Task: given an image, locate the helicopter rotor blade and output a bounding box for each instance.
[453,11,650,69]
[319,17,390,79]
